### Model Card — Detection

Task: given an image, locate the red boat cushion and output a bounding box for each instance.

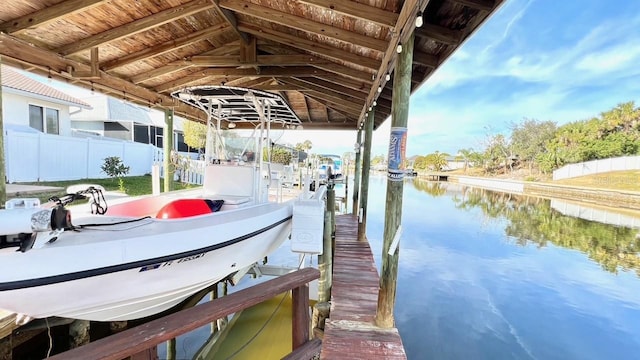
[156,199,224,219]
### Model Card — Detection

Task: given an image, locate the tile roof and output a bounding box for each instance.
[1,65,91,108]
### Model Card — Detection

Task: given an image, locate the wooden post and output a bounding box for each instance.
[327,185,336,235]
[317,210,332,303]
[163,109,174,192]
[0,57,6,207]
[376,33,414,328]
[357,111,374,242]
[166,338,176,360]
[352,130,362,214]
[292,285,310,351]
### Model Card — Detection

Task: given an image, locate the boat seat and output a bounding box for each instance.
[156,199,224,219]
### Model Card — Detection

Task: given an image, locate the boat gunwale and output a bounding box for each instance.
[0,216,291,291]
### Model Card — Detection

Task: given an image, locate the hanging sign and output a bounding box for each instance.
[387,127,407,181]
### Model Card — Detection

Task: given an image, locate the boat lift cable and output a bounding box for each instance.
[223,255,307,360]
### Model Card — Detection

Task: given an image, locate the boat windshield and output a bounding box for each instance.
[209,130,259,165]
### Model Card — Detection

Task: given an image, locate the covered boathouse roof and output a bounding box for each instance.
[0,0,505,131]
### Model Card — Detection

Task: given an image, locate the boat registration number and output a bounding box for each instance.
[139,252,207,272]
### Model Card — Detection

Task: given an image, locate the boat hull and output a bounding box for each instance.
[0,202,292,321]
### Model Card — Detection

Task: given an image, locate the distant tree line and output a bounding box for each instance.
[412,101,640,174]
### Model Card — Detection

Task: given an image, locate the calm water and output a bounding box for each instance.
[160,176,640,359]
[366,176,640,360]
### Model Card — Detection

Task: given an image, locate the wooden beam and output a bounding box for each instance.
[413,50,439,68]
[450,0,495,12]
[0,0,107,34]
[101,24,230,71]
[220,0,388,52]
[255,84,306,91]
[297,0,399,28]
[258,44,374,83]
[71,47,100,79]
[238,23,380,71]
[131,65,187,84]
[225,76,272,87]
[415,23,462,46]
[0,33,205,122]
[295,77,366,100]
[55,0,215,55]
[314,75,370,94]
[302,94,312,122]
[188,54,330,67]
[284,79,364,111]
[130,42,241,83]
[239,35,257,63]
[211,0,250,44]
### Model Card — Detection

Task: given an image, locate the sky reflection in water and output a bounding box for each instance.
[364,176,640,360]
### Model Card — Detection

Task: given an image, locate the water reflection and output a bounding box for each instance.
[412,179,640,276]
[382,177,640,359]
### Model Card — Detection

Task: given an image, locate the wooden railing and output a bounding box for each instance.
[50,268,320,360]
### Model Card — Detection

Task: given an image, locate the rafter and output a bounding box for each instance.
[413,50,439,68]
[302,95,312,122]
[153,67,334,93]
[188,54,330,67]
[130,43,241,83]
[314,75,370,94]
[210,0,250,44]
[101,24,231,71]
[257,44,373,83]
[297,0,399,28]
[55,0,215,55]
[293,77,365,101]
[0,33,205,122]
[415,23,462,46]
[0,0,107,34]
[219,0,387,52]
[225,77,272,88]
[304,94,358,120]
[238,23,380,71]
[450,0,495,12]
[131,65,187,84]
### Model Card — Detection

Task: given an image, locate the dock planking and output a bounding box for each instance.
[321,215,406,359]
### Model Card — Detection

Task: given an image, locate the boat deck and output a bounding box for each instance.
[320,215,406,359]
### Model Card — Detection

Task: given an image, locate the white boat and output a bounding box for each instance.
[0,86,305,321]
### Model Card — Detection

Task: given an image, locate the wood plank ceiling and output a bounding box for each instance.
[0,0,504,130]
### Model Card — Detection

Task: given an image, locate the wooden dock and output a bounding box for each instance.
[321,215,406,359]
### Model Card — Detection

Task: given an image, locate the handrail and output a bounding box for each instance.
[50,267,320,360]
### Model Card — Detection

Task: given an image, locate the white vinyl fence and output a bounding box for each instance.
[5,130,157,183]
[552,156,640,180]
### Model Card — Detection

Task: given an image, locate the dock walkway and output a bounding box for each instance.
[321,215,406,359]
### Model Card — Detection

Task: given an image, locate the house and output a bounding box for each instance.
[70,94,197,153]
[1,65,91,136]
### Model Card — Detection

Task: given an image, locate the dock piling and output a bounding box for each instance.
[376,32,414,329]
[357,111,374,242]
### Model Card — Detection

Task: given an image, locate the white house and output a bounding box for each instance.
[71,94,198,154]
[1,65,91,135]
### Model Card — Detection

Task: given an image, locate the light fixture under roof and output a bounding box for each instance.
[396,44,402,53]
[415,11,423,27]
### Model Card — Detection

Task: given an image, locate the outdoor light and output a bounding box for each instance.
[373,100,377,106]
[354,142,361,153]
[378,86,382,93]
[227,122,236,129]
[396,44,402,53]
[415,11,424,27]
[386,72,391,81]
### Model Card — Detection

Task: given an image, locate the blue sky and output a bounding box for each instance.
[283,0,640,157]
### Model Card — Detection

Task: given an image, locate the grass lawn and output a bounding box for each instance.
[551,170,640,192]
[19,176,197,203]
